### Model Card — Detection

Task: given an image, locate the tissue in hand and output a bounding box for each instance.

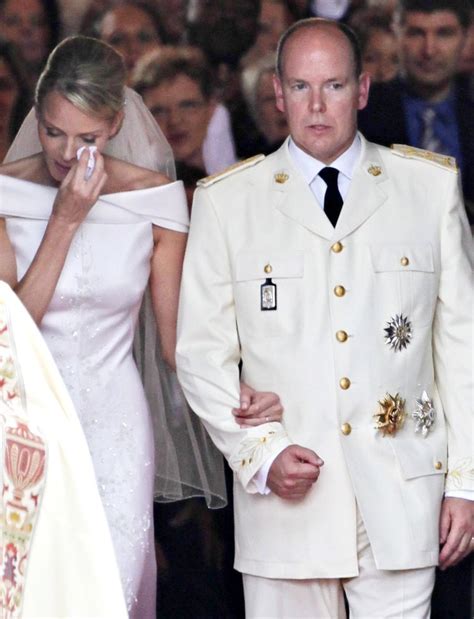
[76,145,98,180]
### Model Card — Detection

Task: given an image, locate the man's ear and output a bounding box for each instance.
[273,73,286,114]
[109,108,125,139]
[357,72,371,111]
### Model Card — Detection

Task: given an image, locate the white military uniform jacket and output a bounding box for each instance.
[176,135,473,579]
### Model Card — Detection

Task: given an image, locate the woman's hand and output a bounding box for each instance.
[10,148,108,325]
[51,148,107,230]
[233,382,283,427]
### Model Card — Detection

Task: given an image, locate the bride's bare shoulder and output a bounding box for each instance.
[105,156,171,193]
[0,154,47,183]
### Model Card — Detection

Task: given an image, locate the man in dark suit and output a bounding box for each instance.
[359,0,474,223]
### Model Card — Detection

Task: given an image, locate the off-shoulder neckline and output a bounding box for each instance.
[0,173,182,198]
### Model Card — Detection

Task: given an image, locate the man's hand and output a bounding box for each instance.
[267,445,323,500]
[439,497,474,570]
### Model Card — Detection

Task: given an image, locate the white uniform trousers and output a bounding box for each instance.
[243,508,435,619]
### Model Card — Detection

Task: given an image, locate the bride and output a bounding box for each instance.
[0,36,282,617]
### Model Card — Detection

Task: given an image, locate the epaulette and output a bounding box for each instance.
[197,154,265,187]
[390,144,458,172]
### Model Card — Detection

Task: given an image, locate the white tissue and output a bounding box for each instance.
[76,145,97,180]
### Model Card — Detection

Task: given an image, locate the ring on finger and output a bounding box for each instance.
[265,416,269,423]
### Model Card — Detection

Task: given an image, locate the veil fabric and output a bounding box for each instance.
[4,87,227,508]
[5,88,176,178]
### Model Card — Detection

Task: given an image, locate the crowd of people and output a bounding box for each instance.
[0,1,472,618]
[1,0,473,216]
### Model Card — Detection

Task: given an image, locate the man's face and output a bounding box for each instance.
[143,74,213,167]
[100,4,161,75]
[398,10,466,92]
[274,26,370,164]
[0,0,50,66]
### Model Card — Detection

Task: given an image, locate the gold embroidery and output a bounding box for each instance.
[0,300,47,618]
[274,172,289,184]
[391,144,458,172]
[197,154,265,187]
[446,457,474,490]
[368,165,382,176]
[231,428,287,471]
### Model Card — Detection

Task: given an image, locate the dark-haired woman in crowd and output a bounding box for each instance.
[0,0,60,90]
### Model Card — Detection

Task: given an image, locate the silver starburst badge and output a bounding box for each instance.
[384,314,412,351]
[412,391,435,437]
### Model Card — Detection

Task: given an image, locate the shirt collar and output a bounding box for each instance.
[403,89,455,124]
[288,134,362,185]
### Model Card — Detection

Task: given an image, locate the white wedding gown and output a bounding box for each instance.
[0,175,189,618]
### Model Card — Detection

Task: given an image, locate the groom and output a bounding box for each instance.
[176,17,473,618]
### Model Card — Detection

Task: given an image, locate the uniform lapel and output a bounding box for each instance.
[272,141,335,240]
[335,136,389,238]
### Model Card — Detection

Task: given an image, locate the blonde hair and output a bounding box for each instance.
[241,53,276,123]
[35,36,126,119]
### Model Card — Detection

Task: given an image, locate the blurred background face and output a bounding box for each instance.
[398,10,466,91]
[255,70,288,144]
[155,0,186,43]
[458,13,474,74]
[0,57,19,130]
[256,0,291,57]
[362,28,399,82]
[99,4,161,74]
[186,0,260,65]
[142,74,213,168]
[0,0,50,66]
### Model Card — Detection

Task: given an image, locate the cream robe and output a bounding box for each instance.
[0,281,127,618]
[176,136,473,578]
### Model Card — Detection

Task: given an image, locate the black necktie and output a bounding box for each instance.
[319,167,343,227]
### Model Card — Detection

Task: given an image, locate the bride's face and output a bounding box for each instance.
[37,90,122,183]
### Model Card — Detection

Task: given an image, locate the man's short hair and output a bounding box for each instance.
[276,18,363,79]
[395,0,471,29]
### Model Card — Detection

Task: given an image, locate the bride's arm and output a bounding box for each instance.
[0,218,17,287]
[150,225,188,369]
[0,152,107,325]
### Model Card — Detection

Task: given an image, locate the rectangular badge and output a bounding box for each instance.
[261,278,277,311]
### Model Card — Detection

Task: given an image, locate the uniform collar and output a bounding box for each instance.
[288,134,362,185]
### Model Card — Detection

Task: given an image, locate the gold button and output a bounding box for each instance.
[334,285,346,297]
[336,330,348,342]
[339,377,351,390]
[264,264,272,274]
[434,461,443,470]
[331,241,343,253]
[341,423,352,436]
[400,256,409,267]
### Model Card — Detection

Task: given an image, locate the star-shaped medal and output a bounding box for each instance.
[384,314,412,352]
[374,393,406,436]
[412,391,436,437]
